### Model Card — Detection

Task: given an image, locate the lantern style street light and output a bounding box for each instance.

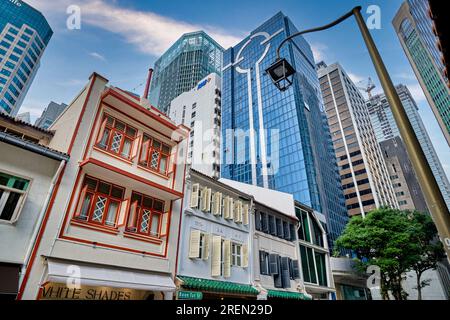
[267,6,450,261]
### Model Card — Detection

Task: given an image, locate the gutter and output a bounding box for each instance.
[0,132,69,161]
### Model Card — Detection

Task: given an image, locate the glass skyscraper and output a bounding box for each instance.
[368,84,450,211]
[0,0,52,116]
[393,1,450,146]
[221,12,348,248]
[149,31,223,113]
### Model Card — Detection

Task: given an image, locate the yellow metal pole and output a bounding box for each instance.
[352,7,450,260]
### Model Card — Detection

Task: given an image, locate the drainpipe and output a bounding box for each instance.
[143,68,154,100]
[20,160,66,285]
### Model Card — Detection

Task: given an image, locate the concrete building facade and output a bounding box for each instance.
[317,62,398,217]
[169,73,221,178]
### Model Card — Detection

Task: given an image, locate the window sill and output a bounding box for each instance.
[123,231,163,244]
[70,219,120,235]
[137,164,170,180]
[93,146,134,165]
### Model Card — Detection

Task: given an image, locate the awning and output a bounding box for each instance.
[178,276,259,296]
[267,289,312,300]
[46,259,176,292]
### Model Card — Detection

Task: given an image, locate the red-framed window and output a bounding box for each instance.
[96,114,137,160]
[138,134,171,175]
[126,191,164,237]
[73,176,125,228]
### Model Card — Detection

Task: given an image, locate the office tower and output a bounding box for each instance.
[368,84,450,211]
[221,12,348,249]
[0,0,53,116]
[149,31,223,113]
[393,1,450,146]
[34,101,67,129]
[317,62,398,217]
[169,73,221,178]
[380,136,428,212]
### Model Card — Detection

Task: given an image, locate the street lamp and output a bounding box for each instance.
[267,6,450,261]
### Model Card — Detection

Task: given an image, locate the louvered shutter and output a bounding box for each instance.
[234,201,242,223]
[131,135,142,160]
[259,251,268,275]
[293,260,300,279]
[269,254,279,275]
[188,230,201,258]
[200,187,208,211]
[223,240,231,278]
[211,236,222,277]
[202,233,210,260]
[255,211,261,231]
[242,204,249,225]
[190,183,199,208]
[228,197,234,220]
[117,199,130,227]
[242,245,248,268]
[223,196,230,219]
[289,223,297,241]
[205,188,212,212]
[281,257,291,288]
[283,221,291,240]
[276,218,284,238]
[273,256,283,288]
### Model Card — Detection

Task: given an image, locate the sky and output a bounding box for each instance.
[20,0,449,179]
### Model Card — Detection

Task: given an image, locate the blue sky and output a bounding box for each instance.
[23,0,449,178]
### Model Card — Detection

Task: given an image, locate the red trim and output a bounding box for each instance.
[103,102,175,141]
[58,235,167,257]
[92,146,134,165]
[115,87,140,101]
[70,220,120,235]
[174,141,189,276]
[123,232,163,245]
[137,164,170,180]
[16,164,67,300]
[67,75,97,155]
[102,88,181,132]
[81,158,184,198]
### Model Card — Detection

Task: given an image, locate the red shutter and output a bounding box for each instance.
[117,199,130,227]
[131,135,142,160]
[73,185,88,219]
[95,118,107,144]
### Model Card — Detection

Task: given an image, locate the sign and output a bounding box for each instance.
[177,291,203,300]
[38,282,148,300]
[197,78,211,90]
[8,0,22,7]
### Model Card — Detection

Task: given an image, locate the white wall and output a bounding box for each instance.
[0,142,60,264]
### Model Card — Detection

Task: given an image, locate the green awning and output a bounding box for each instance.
[178,276,259,296]
[267,289,312,300]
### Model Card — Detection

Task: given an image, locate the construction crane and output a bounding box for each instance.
[356,77,376,99]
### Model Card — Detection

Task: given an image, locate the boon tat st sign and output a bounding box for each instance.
[177,291,203,300]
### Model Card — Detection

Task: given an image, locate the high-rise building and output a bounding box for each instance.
[149,31,223,114]
[34,101,67,129]
[317,62,398,217]
[368,84,450,211]
[393,1,450,146]
[221,12,348,249]
[169,73,221,178]
[0,0,53,116]
[379,136,428,212]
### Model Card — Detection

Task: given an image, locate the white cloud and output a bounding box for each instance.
[310,43,328,62]
[26,0,243,55]
[89,52,106,61]
[406,83,427,103]
[347,72,365,84]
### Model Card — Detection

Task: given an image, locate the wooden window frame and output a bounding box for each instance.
[138,134,171,176]
[72,175,125,229]
[95,113,138,161]
[125,191,165,239]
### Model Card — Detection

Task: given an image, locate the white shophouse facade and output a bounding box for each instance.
[0,113,68,298]
[176,169,257,299]
[17,73,189,300]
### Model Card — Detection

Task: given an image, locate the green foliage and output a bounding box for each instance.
[335,208,445,300]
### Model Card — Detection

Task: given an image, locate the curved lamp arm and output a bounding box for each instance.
[276,6,362,60]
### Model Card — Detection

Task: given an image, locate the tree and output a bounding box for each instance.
[335,208,444,300]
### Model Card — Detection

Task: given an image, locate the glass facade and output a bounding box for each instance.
[0,0,52,116]
[368,84,450,211]
[394,1,450,145]
[221,12,347,249]
[149,31,223,113]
